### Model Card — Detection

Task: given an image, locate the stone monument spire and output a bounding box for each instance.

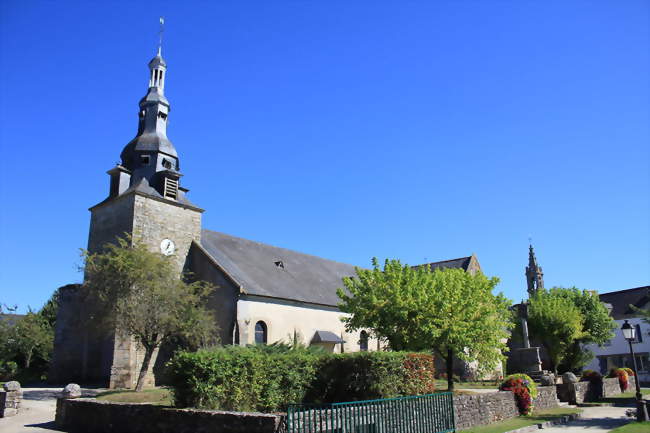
[526,243,544,297]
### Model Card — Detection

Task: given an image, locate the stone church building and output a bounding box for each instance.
[50,50,483,388]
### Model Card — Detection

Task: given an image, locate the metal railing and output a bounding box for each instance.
[287,392,455,433]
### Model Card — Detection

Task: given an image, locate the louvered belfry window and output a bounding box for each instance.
[164,177,178,200]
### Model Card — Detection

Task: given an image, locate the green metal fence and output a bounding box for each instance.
[287,392,455,433]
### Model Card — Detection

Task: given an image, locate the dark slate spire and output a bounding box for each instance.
[115,47,184,201]
[526,243,544,297]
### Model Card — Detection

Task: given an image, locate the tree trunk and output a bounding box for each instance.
[25,350,32,369]
[447,348,454,392]
[135,345,155,392]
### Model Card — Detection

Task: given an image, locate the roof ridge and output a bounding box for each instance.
[600,285,650,296]
[420,256,472,265]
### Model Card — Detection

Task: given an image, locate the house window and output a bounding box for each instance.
[255,321,267,345]
[140,155,150,165]
[634,324,643,343]
[359,331,368,352]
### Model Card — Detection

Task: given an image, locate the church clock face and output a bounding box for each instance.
[160,239,175,256]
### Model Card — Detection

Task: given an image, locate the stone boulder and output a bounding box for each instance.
[562,372,578,383]
[3,381,21,392]
[61,383,81,399]
[540,373,556,386]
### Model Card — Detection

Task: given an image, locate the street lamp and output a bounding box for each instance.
[622,320,648,422]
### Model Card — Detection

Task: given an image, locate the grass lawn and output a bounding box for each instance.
[96,387,173,406]
[459,407,582,433]
[609,422,650,433]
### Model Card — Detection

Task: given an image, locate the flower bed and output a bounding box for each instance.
[499,374,537,415]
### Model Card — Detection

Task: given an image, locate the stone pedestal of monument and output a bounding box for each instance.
[513,346,544,380]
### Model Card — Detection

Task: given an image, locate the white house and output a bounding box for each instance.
[584,286,650,383]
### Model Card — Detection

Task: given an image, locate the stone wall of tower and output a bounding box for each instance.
[108,193,203,389]
[131,194,202,273]
[51,191,203,388]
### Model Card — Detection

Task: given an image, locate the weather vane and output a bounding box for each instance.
[158,17,165,56]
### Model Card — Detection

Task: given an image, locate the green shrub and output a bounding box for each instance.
[0,361,17,381]
[166,345,321,411]
[310,351,436,403]
[167,347,436,412]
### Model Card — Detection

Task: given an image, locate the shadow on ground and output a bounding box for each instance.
[22,388,101,401]
[24,421,64,431]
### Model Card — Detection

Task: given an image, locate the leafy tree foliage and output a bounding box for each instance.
[527,287,616,373]
[0,293,59,381]
[337,258,512,391]
[81,236,217,391]
[527,291,584,374]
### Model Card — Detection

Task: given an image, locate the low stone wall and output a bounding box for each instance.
[55,398,285,433]
[534,385,560,410]
[453,388,558,430]
[0,382,22,418]
[557,377,636,404]
[603,377,635,397]
[453,392,519,430]
[57,389,561,433]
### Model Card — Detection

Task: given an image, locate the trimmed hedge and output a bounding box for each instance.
[166,346,435,412]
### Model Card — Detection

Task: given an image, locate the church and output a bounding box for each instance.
[50,48,483,389]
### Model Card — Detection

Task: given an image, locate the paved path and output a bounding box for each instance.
[541,405,633,433]
[0,387,103,433]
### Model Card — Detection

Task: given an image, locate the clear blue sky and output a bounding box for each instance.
[1,1,648,313]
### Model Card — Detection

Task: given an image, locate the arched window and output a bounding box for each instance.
[359,330,369,352]
[255,321,267,345]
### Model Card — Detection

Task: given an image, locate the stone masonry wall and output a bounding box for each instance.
[0,383,22,418]
[533,385,560,410]
[453,387,559,430]
[557,377,636,404]
[453,391,519,430]
[603,376,635,397]
[55,398,284,433]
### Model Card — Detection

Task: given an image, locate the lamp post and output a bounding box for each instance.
[621,320,648,422]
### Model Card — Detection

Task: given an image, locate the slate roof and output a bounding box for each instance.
[414,256,473,271]
[199,230,478,308]
[312,330,345,344]
[0,313,25,326]
[599,286,650,320]
[199,230,358,306]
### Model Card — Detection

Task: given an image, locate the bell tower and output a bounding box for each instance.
[80,44,203,388]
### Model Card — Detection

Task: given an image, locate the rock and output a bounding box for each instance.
[540,373,555,386]
[562,372,578,383]
[61,383,82,399]
[3,381,21,392]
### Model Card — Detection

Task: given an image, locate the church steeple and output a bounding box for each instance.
[112,44,185,202]
[526,243,544,297]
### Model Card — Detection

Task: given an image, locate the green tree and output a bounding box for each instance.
[527,290,585,374]
[39,289,60,329]
[337,258,512,391]
[81,236,218,391]
[554,287,616,372]
[7,311,53,369]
